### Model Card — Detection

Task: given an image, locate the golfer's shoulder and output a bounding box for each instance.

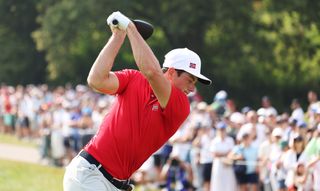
[116,69,144,79]
[118,68,140,75]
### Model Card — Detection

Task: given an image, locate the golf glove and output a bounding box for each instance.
[107,11,131,30]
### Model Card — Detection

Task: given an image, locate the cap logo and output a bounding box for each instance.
[189,63,196,69]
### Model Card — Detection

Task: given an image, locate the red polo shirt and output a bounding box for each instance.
[85,69,190,179]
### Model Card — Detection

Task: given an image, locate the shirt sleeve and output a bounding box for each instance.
[114,69,139,94]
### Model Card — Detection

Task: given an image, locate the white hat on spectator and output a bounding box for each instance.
[272,127,283,137]
[237,131,251,141]
[230,112,246,125]
[214,90,227,101]
[266,108,277,117]
[257,108,266,116]
[196,101,208,110]
[98,99,108,108]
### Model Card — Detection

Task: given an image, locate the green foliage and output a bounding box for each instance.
[251,2,320,108]
[0,0,47,85]
[33,0,106,84]
[1,0,320,109]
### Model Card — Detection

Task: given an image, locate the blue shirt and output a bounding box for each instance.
[233,144,258,174]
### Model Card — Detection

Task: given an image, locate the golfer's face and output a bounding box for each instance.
[174,71,197,95]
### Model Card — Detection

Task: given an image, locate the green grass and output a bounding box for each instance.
[0,134,37,147]
[0,159,64,191]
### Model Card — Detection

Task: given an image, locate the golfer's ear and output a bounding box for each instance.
[167,68,176,80]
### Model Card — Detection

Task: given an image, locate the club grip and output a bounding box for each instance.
[112,19,118,25]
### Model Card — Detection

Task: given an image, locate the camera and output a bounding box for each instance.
[171,158,180,166]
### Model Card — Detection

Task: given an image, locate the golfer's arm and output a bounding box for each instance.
[87,31,126,94]
[126,23,171,108]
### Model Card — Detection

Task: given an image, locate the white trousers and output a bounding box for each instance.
[63,155,120,191]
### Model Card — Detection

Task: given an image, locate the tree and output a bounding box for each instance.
[3,0,320,109]
[32,0,152,84]
[0,0,47,85]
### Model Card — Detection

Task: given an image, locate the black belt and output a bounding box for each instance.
[79,150,132,191]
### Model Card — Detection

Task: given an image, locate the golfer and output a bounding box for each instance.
[63,11,211,191]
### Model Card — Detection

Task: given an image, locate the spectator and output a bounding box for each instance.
[306,90,320,127]
[1,88,15,134]
[272,140,289,191]
[159,153,194,191]
[184,103,213,189]
[192,123,214,191]
[290,98,305,124]
[38,103,53,163]
[132,156,160,190]
[257,96,278,118]
[79,107,95,148]
[269,127,285,190]
[210,121,236,191]
[227,111,246,140]
[258,128,273,191]
[229,132,259,191]
[307,155,320,191]
[283,136,306,187]
[287,162,313,191]
[210,90,227,117]
[239,110,267,146]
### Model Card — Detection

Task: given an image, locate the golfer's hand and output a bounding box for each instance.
[111,27,126,38]
[107,11,131,30]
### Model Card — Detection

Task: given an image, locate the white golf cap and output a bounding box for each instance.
[163,48,212,85]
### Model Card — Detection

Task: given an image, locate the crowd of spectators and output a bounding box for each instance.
[0,84,320,191]
[0,84,112,166]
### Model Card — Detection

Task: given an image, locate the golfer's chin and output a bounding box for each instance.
[184,91,190,95]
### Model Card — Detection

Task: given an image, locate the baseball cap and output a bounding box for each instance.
[241,106,251,114]
[272,127,283,137]
[214,90,227,101]
[163,48,212,85]
[196,101,208,110]
[279,140,289,150]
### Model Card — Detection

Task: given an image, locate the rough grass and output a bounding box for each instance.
[0,159,64,191]
[0,134,37,147]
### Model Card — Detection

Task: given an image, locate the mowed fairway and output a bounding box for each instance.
[0,159,64,191]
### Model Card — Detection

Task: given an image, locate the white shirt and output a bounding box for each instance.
[257,107,278,117]
[210,136,236,191]
[313,161,320,190]
[199,129,215,164]
[291,107,304,123]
